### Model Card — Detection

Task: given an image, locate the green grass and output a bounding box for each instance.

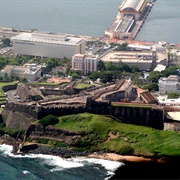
[112,103,151,108]
[28,82,59,86]
[54,113,180,156]
[75,83,93,89]
[0,81,17,97]
[0,81,17,89]
[0,91,5,96]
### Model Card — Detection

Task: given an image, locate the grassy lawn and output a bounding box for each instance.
[0,81,17,97]
[28,82,60,86]
[75,83,93,89]
[54,113,180,156]
[60,82,69,87]
[0,81,17,89]
[112,103,151,108]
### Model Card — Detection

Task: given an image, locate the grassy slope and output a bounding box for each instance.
[54,113,180,156]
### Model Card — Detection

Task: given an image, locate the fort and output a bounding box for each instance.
[1,80,164,131]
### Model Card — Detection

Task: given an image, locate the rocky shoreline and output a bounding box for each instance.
[0,134,172,163]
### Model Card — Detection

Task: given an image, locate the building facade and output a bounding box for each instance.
[158,75,180,94]
[11,32,86,59]
[101,51,158,71]
[0,65,42,81]
[72,54,99,75]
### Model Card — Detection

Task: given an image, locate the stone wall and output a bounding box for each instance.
[1,109,35,130]
[2,97,164,130]
[86,98,163,130]
[110,106,164,130]
[2,84,17,92]
[40,88,76,96]
[5,102,39,119]
[38,104,86,119]
[26,124,81,145]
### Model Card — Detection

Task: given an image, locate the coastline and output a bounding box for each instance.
[0,134,169,164]
[1,135,180,179]
[87,152,154,163]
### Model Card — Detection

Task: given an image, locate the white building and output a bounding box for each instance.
[72,54,99,75]
[11,32,86,59]
[157,95,180,107]
[0,65,41,81]
[153,64,166,72]
[158,75,180,94]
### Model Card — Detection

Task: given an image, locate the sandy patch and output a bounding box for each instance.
[88,152,154,163]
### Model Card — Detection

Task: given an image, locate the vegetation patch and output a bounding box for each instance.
[54,113,180,156]
[28,82,59,86]
[112,103,151,108]
[0,127,24,138]
[38,115,59,126]
[75,83,93,89]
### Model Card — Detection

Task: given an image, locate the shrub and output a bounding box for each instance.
[37,138,48,144]
[116,145,135,155]
[39,115,59,126]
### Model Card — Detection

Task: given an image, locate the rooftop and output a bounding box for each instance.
[120,0,147,12]
[0,65,41,75]
[11,32,85,46]
[153,64,166,72]
[101,51,153,63]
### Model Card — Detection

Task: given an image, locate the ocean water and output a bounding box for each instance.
[0,144,124,180]
[136,0,180,43]
[0,0,120,37]
[0,0,179,43]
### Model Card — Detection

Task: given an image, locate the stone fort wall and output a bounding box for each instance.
[2,97,164,130]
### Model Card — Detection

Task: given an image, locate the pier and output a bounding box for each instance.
[104,0,155,41]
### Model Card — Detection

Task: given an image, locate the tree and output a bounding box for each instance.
[1,37,11,47]
[39,115,59,126]
[89,71,100,81]
[147,71,163,83]
[116,43,128,51]
[97,60,106,71]
[143,82,158,92]
[106,61,116,71]
[130,65,140,73]
[45,57,59,71]
[167,92,180,99]
[71,72,79,81]
[162,66,180,77]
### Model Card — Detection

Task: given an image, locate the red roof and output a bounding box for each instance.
[137,88,145,94]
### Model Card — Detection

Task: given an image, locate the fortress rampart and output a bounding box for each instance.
[1,80,164,130]
[2,97,164,130]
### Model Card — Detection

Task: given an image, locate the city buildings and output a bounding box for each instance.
[72,54,99,75]
[11,32,86,59]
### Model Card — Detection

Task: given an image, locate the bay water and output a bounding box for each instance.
[0,0,179,43]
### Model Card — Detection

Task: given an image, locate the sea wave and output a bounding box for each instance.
[0,144,123,179]
[22,170,30,175]
[72,157,124,172]
[72,157,124,179]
